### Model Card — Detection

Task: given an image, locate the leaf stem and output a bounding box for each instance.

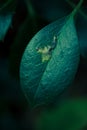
[25,0,37,19]
[71,0,84,17]
[66,0,87,20]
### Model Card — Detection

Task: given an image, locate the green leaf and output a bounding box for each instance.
[36,98,87,130]
[20,13,80,107]
[0,14,13,41]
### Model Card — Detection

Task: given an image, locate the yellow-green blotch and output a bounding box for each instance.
[37,46,51,62]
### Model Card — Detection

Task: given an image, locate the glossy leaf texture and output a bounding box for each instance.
[36,98,87,130]
[0,14,13,41]
[20,15,80,107]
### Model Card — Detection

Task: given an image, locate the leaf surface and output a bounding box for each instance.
[20,15,80,107]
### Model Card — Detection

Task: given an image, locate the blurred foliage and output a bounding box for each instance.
[36,98,87,130]
[0,0,17,14]
[0,0,17,41]
[76,15,87,59]
[30,0,71,21]
[0,14,13,41]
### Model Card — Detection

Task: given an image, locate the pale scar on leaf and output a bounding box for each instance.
[36,36,57,62]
